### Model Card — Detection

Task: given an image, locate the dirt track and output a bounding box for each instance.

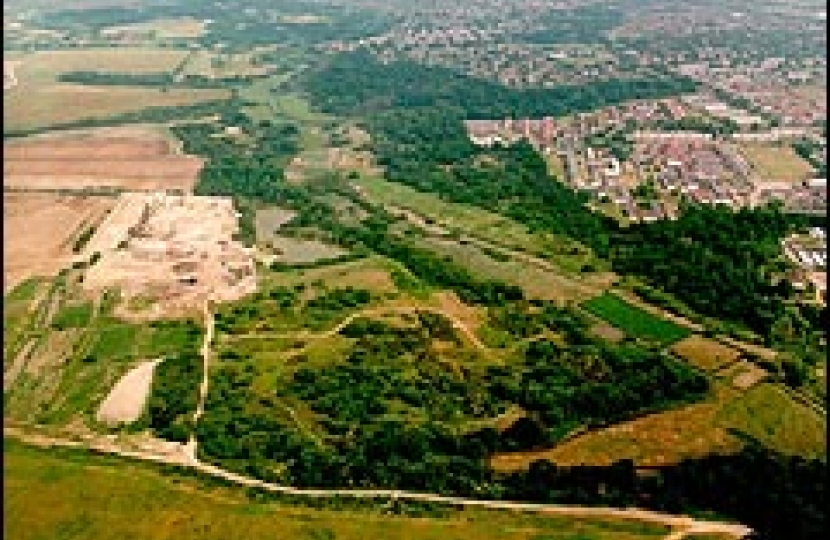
[224,305,487,350]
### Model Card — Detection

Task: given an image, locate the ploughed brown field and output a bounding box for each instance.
[3,192,116,293]
[3,130,204,192]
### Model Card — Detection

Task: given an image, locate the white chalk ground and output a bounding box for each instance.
[96,359,163,425]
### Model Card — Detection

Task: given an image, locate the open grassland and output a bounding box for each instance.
[355,175,606,274]
[740,142,815,182]
[490,377,825,472]
[256,207,347,265]
[4,439,670,540]
[671,336,743,372]
[415,236,606,304]
[3,191,116,293]
[181,50,270,79]
[716,383,826,459]
[4,48,229,133]
[581,293,690,345]
[490,389,744,471]
[258,255,399,296]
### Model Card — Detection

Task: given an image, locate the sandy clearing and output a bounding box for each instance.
[4,60,21,91]
[4,339,37,392]
[96,359,163,425]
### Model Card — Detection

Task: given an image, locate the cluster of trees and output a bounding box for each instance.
[500,447,825,540]
[610,204,803,335]
[57,70,257,89]
[5,98,232,139]
[792,137,826,177]
[145,350,203,442]
[302,51,698,120]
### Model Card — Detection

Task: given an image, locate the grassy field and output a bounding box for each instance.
[414,236,606,304]
[4,439,671,540]
[740,142,815,182]
[671,335,743,372]
[581,292,690,345]
[4,48,229,133]
[491,377,826,472]
[490,390,744,471]
[716,383,826,459]
[180,50,269,79]
[354,175,605,274]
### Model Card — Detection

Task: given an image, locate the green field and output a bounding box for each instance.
[581,292,690,345]
[716,383,826,459]
[355,175,605,274]
[4,439,671,540]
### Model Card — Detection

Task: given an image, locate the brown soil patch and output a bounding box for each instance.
[4,131,204,192]
[671,335,743,372]
[431,291,483,334]
[3,191,116,293]
[590,323,625,343]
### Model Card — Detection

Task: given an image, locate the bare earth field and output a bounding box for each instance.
[100,17,208,39]
[3,192,115,293]
[83,193,256,315]
[96,359,163,425]
[4,48,229,133]
[3,129,204,192]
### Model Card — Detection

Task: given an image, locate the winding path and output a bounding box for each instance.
[223,306,487,350]
[4,425,751,540]
[184,300,214,463]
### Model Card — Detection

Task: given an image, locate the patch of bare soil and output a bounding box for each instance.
[3,192,115,293]
[96,359,163,425]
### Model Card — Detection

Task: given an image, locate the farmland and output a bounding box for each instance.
[3,48,230,133]
[581,292,691,345]
[3,127,205,192]
[3,191,115,293]
[4,439,671,540]
[670,335,744,372]
[100,17,208,40]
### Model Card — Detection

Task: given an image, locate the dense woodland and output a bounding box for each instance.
[303,51,698,120]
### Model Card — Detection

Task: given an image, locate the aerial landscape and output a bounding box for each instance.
[2,1,826,539]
